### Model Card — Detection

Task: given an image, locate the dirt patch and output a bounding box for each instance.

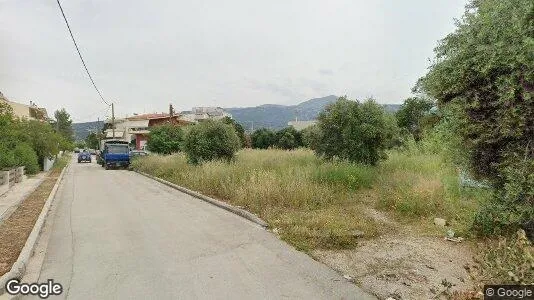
[313,235,475,299]
[0,169,62,276]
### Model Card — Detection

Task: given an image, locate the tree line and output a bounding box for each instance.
[0,102,74,174]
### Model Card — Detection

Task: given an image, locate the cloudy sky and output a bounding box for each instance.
[1,0,466,122]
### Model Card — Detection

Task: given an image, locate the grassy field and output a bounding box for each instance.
[132,148,490,251]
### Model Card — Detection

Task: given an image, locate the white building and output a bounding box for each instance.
[288,120,317,131]
[181,107,232,122]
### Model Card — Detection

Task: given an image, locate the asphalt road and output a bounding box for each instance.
[30,157,374,299]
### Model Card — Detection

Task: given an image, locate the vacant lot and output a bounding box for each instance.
[132,149,534,297]
[133,149,488,248]
[133,149,497,297]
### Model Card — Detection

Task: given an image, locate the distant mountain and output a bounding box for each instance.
[384,104,402,113]
[73,121,103,141]
[225,96,401,131]
[72,97,401,137]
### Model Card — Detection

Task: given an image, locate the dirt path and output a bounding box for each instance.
[0,170,61,276]
[313,209,475,299]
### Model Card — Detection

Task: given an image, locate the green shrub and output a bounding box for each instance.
[301,124,321,150]
[147,124,184,154]
[473,161,534,236]
[420,103,469,166]
[395,97,435,141]
[183,120,241,164]
[478,230,534,284]
[315,97,396,165]
[221,116,246,147]
[0,144,15,170]
[419,0,534,235]
[13,143,39,174]
[275,127,303,150]
[251,128,276,149]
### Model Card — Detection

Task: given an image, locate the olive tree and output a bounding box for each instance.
[183,120,241,164]
[419,0,534,235]
[315,96,394,165]
[147,124,184,154]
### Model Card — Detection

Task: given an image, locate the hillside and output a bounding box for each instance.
[73,97,401,137]
[226,96,400,131]
[73,121,103,141]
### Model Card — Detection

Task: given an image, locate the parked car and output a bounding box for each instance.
[89,149,97,155]
[77,150,92,163]
[130,150,149,157]
[74,148,80,153]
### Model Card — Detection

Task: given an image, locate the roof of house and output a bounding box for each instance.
[126,113,170,120]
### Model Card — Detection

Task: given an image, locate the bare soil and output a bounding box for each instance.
[312,219,477,300]
[0,170,61,276]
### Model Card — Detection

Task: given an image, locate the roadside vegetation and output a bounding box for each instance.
[132,147,489,251]
[0,102,74,174]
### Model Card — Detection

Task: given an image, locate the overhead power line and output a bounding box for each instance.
[56,0,110,106]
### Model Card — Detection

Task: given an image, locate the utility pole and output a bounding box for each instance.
[97,117,101,148]
[111,103,115,139]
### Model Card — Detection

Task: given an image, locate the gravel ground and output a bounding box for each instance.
[313,234,475,300]
[0,170,61,276]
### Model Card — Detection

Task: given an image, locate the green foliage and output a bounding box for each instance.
[147,124,185,154]
[85,132,102,150]
[315,96,396,165]
[420,103,469,166]
[419,0,534,235]
[0,101,14,128]
[0,102,64,172]
[395,97,434,141]
[0,144,15,169]
[275,127,303,150]
[221,116,246,147]
[478,230,534,285]
[301,124,321,150]
[383,112,403,149]
[251,128,276,149]
[53,108,74,143]
[313,163,377,190]
[23,120,61,162]
[183,120,241,164]
[13,143,39,174]
[75,141,86,149]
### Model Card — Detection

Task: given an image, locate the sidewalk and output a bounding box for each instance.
[0,173,47,223]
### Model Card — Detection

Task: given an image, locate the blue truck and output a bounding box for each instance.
[99,140,130,170]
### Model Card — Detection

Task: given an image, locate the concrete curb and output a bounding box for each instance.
[135,171,269,229]
[0,163,69,295]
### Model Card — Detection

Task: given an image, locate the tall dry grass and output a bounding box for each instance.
[375,150,491,236]
[132,148,490,250]
[133,149,383,250]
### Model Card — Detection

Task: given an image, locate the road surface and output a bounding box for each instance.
[30,157,374,299]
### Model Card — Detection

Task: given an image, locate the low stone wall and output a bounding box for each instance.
[0,167,25,196]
